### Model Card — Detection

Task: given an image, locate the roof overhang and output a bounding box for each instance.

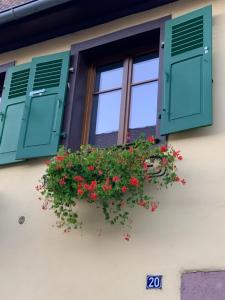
[0,0,178,54]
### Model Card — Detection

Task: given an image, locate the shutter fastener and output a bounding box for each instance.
[161,42,165,49]
[60,132,67,139]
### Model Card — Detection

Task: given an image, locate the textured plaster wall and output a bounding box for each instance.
[0,1,225,300]
[181,271,225,300]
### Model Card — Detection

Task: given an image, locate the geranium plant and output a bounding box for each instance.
[37,137,185,231]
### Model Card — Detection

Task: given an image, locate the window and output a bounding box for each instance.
[87,54,159,148]
[66,5,212,151]
[0,5,212,165]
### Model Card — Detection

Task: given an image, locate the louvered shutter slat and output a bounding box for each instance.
[160,5,212,135]
[0,63,30,165]
[16,51,70,159]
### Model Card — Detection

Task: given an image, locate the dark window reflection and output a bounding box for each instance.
[0,73,6,105]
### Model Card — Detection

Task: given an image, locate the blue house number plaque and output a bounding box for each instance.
[146,275,162,289]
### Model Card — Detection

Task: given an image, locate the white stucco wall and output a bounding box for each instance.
[1,0,225,299]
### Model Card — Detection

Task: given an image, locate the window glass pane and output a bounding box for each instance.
[129,81,158,129]
[89,90,121,147]
[95,90,121,134]
[95,63,123,91]
[132,56,159,83]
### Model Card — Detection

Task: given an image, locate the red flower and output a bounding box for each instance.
[84,183,91,191]
[160,145,167,152]
[77,189,84,196]
[151,201,158,212]
[73,175,84,182]
[84,181,97,191]
[129,177,139,186]
[59,178,66,186]
[90,180,97,190]
[162,157,168,166]
[178,155,183,160]
[112,176,120,182]
[181,179,186,185]
[175,176,180,182]
[173,150,180,157]
[123,233,130,241]
[102,184,112,192]
[77,183,83,189]
[55,156,65,162]
[98,170,103,175]
[147,136,155,144]
[121,186,128,193]
[143,162,148,170]
[138,199,146,207]
[87,165,95,171]
[129,146,134,154]
[90,192,98,201]
[144,175,152,181]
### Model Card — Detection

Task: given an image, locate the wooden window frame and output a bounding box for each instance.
[85,53,160,147]
[63,16,170,150]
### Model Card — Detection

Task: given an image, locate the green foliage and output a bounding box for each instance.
[37,137,185,230]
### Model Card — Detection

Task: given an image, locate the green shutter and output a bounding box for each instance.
[160,5,212,135]
[0,63,30,165]
[16,51,70,159]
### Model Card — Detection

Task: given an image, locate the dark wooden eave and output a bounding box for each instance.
[0,0,178,54]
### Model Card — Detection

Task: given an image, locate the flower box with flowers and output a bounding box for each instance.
[37,136,185,231]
